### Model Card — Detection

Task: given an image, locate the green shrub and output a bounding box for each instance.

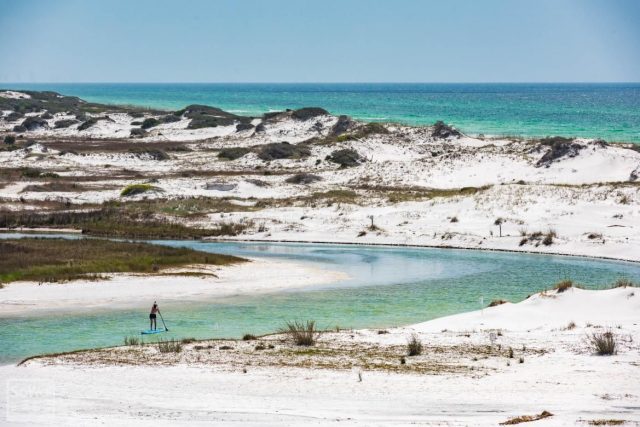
[3,135,16,145]
[257,142,310,161]
[218,147,250,160]
[120,184,163,197]
[141,118,160,129]
[326,148,362,167]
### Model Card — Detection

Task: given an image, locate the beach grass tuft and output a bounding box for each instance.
[157,339,182,353]
[407,334,423,356]
[588,330,617,355]
[281,320,320,346]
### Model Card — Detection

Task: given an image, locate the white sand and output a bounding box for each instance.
[1,286,638,426]
[0,258,348,317]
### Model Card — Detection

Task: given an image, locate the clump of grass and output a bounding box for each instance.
[553,279,574,293]
[123,336,140,346]
[281,320,320,346]
[500,411,553,425]
[157,339,182,353]
[611,278,635,288]
[450,216,459,223]
[242,334,257,341]
[587,232,603,240]
[120,183,163,197]
[542,229,556,246]
[587,419,627,426]
[588,330,617,355]
[407,334,423,356]
[488,299,508,307]
[564,321,577,330]
[180,337,196,344]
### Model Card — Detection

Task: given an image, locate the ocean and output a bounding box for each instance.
[2,83,640,142]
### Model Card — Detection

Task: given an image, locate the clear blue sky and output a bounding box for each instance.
[0,0,638,83]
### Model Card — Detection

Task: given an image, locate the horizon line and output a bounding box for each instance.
[2,81,640,85]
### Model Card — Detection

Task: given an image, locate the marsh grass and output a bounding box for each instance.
[0,238,243,283]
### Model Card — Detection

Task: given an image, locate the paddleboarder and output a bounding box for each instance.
[149,301,159,330]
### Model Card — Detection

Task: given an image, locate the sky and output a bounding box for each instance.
[0,0,638,83]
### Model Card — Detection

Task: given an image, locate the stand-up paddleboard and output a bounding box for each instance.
[140,328,167,335]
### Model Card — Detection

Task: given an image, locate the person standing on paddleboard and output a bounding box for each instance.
[150,301,159,330]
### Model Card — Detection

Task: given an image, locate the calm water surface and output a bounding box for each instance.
[2,237,640,364]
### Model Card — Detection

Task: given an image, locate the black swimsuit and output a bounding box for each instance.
[149,313,156,319]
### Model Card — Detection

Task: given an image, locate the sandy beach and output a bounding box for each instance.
[2,286,638,426]
[0,257,348,317]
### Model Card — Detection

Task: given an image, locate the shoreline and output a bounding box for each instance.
[4,229,640,265]
[214,236,640,265]
[0,257,348,317]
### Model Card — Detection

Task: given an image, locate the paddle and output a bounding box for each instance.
[158,309,169,332]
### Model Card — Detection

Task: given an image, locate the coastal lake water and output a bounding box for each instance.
[3,83,640,142]
[2,237,640,364]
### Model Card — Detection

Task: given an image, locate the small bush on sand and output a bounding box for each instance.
[3,135,16,144]
[589,330,617,355]
[218,147,250,160]
[326,148,363,168]
[488,299,508,307]
[542,229,556,246]
[499,411,553,425]
[257,142,310,161]
[120,183,163,197]
[124,336,140,346]
[407,334,423,356]
[553,279,573,293]
[141,118,161,129]
[564,321,577,330]
[281,320,319,346]
[242,334,257,341]
[157,339,182,353]
[285,173,322,185]
[181,338,196,344]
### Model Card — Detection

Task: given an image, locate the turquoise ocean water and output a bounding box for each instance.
[2,83,640,142]
[2,237,640,364]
